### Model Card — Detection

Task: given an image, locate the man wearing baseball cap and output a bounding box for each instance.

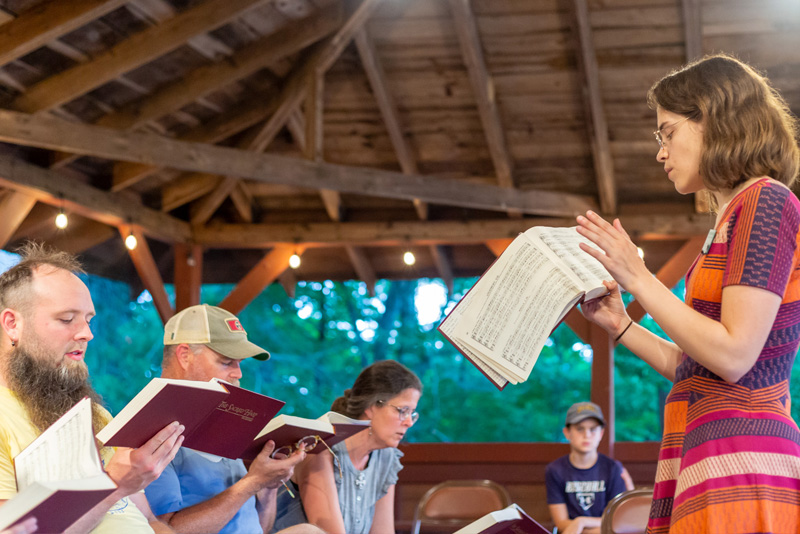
[144,304,322,534]
[545,402,633,534]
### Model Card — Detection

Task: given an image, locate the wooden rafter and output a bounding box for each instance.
[120,225,173,323]
[447,0,514,191]
[0,190,37,248]
[571,0,617,215]
[305,68,343,222]
[10,0,268,113]
[354,27,428,221]
[193,215,710,248]
[345,245,377,297]
[429,245,454,294]
[0,154,190,242]
[218,244,300,314]
[0,109,597,217]
[626,236,705,322]
[94,7,339,131]
[0,0,127,67]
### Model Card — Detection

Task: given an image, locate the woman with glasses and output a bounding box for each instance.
[576,54,800,534]
[273,360,422,534]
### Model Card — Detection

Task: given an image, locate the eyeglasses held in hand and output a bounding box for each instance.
[271,434,343,493]
[377,400,419,424]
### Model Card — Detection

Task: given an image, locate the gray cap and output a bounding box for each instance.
[565,401,605,426]
[164,304,270,361]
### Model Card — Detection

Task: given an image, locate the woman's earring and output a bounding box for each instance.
[10,340,16,347]
[368,426,373,437]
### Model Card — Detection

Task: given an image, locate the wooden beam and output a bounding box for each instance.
[446,0,514,191]
[174,243,202,311]
[121,225,173,323]
[589,322,614,457]
[0,155,191,242]
[484,238,513,257]
[626,235,705,322]
[94,7,339,130]
[194,215,710,248]
[682,0,703,62]
[10,0,268,113]
[0,0,127,67]
[0,190,36,248]
[571,0,617,215]
[429,245,454,294]
[0,110,597,217]
[162,173,220,212]
[564,308,591,344]
[345,245,377,297]
[218,244,298,315]
[354,26,427,220]
[229,182,253,223]
[190,176,238,226]
[278,269,297,299]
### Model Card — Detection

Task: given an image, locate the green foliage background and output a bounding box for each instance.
[75,275,800,443]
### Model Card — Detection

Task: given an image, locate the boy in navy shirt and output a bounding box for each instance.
[545,402,633,534]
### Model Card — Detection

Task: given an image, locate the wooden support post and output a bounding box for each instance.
[590,322,614,457]
[174,243,202,312]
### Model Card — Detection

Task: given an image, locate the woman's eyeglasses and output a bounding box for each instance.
[377,400,419,424]
[653,115,690,149]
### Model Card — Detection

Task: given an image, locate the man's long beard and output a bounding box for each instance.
[5,344,105,433]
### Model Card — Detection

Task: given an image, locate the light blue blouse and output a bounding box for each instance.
[272,441,403,534]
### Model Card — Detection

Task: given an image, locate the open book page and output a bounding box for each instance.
[453,505,521,534]
[255,414,333,441]
[454,503,551,534]
[525,226,612,300]
[14,397,103,492]
[452,236,585,383]
[439,292,510,389]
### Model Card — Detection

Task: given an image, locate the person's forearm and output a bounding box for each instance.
[255,486,277,533]
[163,478,258,533]
[616,321,682,381]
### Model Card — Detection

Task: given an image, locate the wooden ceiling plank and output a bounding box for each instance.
[0,154,190,242]
[0,0,127,67]
[430,244,454,295]
[354,26,428,220]
[46,219,117,255]
[95,7,339,130]
[0,190,37,248]
[161,173,220,212]
[626,235,705,322]
[10,0,269,113]
[218,244,299,314]
[446,0,514,191]
[345,245,377,297]
[0,110,598,217]
[194,215,709,248]
[190,176,239,225]
[120,225,174,323]
[571,0,617,215]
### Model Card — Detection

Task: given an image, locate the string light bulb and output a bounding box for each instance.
[289,252,301,269]
[125,231,138,251]
[403,250,416,266]
[55,210,68,229]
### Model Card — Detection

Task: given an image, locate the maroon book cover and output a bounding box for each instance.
[0,487,116,533]
[98,382,228,449]
[459,505,551,534]
[182,382,285,459]
[324,422,370,448]
[240,415,335,461]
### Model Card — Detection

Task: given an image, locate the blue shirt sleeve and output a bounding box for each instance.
[144,460,183,516]
[545,461,566,505]
[607,460,627,500]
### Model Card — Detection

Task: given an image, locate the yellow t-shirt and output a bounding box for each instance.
[0,387,153,533]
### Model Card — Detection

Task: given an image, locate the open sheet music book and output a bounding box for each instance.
[0,398,117,533]
[454,503,551,534]
[439,226,612,389]
[96,378,285,460]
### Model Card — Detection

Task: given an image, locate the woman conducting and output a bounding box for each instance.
[577,54,800,534]
[273,360,422,534]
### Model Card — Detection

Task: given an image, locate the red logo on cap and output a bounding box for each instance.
[226,319,245,333]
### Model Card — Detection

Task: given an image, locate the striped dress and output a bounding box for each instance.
[647,179,800,534]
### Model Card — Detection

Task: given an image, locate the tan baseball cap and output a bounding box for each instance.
[163,304,270,361]
[565,401,605,426]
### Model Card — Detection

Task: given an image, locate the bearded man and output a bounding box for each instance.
[0,243,184,533]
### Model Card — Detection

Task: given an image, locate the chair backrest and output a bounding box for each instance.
[411,479,512,534]
[600,488,654,534]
